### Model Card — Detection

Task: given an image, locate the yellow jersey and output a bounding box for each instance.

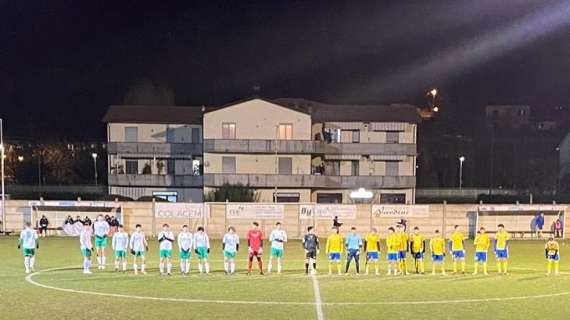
[495,231,511,250]
[430,236,446,255]
[545,241,560,255]
[326,234,344,253]
[449,231,466,251]
[365,233,380,252]
[386,233,400,254]
[411,234,425,253]
[397,231,409,251]
[474,233,490,252]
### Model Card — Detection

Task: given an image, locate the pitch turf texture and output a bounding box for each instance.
[2,237,570,320]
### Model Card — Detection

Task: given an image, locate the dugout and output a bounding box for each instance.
[30,201,123,236]
[476,204,565,239]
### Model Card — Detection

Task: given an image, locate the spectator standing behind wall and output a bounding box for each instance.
[39,215,49,237]
[535,212,545,238]
[554,216,563,238]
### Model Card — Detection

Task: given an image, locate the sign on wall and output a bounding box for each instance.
[299,204,357,220]
[155,203,205,219]
[226,204,284,219]
[478,205,567,212]
[372,205,430,218]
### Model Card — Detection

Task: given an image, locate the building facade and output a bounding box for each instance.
[104,105,206,202]
[104,98,420,204]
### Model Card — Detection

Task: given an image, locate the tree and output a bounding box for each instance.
[37,144,76,184]
[205,183,259,202]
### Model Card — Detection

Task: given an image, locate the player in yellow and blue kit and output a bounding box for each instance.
[449,225,466,274]
[430,229,446,275]
[396,224,409,275]
[386,227,401,276]
[364,227,381,276]
[545,237,560,276]
[410,227,426,274]
[494,224,511,275]
[326,227,343,275]
[473,227,490,275]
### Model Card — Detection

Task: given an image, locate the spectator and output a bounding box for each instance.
[75,215,83,224]
[84,216,92,226]
[554,216,563,238]
[535,212,545,238]
[39,215,49,237]
[333,216,343,228]
[64,215,74,225]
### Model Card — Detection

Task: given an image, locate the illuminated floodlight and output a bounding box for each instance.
[350,188,373,199]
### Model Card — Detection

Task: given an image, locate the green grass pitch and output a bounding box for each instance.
[1,236,570,320]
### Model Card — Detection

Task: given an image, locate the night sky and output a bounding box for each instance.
[1,0,570,140]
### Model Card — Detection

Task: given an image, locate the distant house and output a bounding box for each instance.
[485,105,531,129]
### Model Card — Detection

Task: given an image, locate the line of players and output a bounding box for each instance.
[17,216,561,276]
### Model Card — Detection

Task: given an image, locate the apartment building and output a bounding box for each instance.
[103,105,207,202]
[203,98,420,204]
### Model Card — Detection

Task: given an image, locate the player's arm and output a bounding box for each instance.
[283,232,288,243]
[325,237,330,254]
[236,237,240,252]
[363,239,368,252]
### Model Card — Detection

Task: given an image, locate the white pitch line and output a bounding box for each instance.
[311,273,325,320]
[24,266,570,307]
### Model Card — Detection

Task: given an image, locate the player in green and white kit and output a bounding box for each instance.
[80,222,93,274]
[112,224,129,272]
[268,222,288,273]
[93,215,110,270]
[193,226,210,274]
[129,224,148,275]
[18,222,39,274]
[177,225,193,275]
[223,226,239,275]
[158,224,175,276]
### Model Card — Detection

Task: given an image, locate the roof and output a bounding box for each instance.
[103,105,218,124]
[272,98,421,123]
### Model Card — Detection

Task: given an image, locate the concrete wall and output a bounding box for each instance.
[109,123,202,143]
[204,154,311,175]
[4,201,564,240]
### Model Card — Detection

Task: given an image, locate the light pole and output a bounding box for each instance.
[459,156,465,189]
[92,153,98,185]
[274,125,278,203]
[0,118,5,234]
[428,88,439,112]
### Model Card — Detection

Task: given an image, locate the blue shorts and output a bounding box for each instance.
[398,251,407,259]
[367,252,380,260]
[432,254,444,262]
[387,253,399,262]
[475,252,487,262]
[452,250,465,259]
[547,254,560,261]
[495,249,509,259]
[329,252,341,261]
[412,252,424,259]
[347,249,360,259]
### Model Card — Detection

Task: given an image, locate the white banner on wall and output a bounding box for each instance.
[299,204,357,220]
[155,203,205,219]
[372,205,430,218]
[226,204,284,219]
[478,205,567,212]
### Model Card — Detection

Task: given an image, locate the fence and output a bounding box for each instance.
[1,200,566,239]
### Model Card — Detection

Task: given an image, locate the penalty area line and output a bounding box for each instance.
[311,273,325,320]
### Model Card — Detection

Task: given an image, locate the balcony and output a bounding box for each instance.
[108,174,203,187]
[107,142,202,156]
[203,173,415,189]
[203,139,416,155]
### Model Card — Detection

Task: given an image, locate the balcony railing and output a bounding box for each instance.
[203,173,415,189]
[203,139,416,155]
[107,142,202,156]
[108,174,203,187]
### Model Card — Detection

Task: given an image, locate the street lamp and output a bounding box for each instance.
[91,153,98,185]
[459,156,465,189]
[0,118,5,234]
[428,88,439,113]
[17,155,24,162]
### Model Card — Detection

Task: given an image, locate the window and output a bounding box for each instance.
[153,191,178,202]
[380,193,406,204]
[222,123,236,139]
[278,124,293,140]
[352,130,360,143]
[125,160,138,174]
[278,157,293,175]
[317,193,342,204]
[166,127,175,143]
[274,192,300,203]
[385,161,399,176]
[191,127,200,143]
[124,127,138,142]
[222,156,236,174]
[386,131,399,144]
[192,159,201,176]
[167,159,175,175]
[351,161,359,176]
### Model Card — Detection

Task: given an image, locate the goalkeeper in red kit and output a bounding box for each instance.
[247,221,264,275]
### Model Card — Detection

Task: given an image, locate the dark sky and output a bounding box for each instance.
[1,0,570,140]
